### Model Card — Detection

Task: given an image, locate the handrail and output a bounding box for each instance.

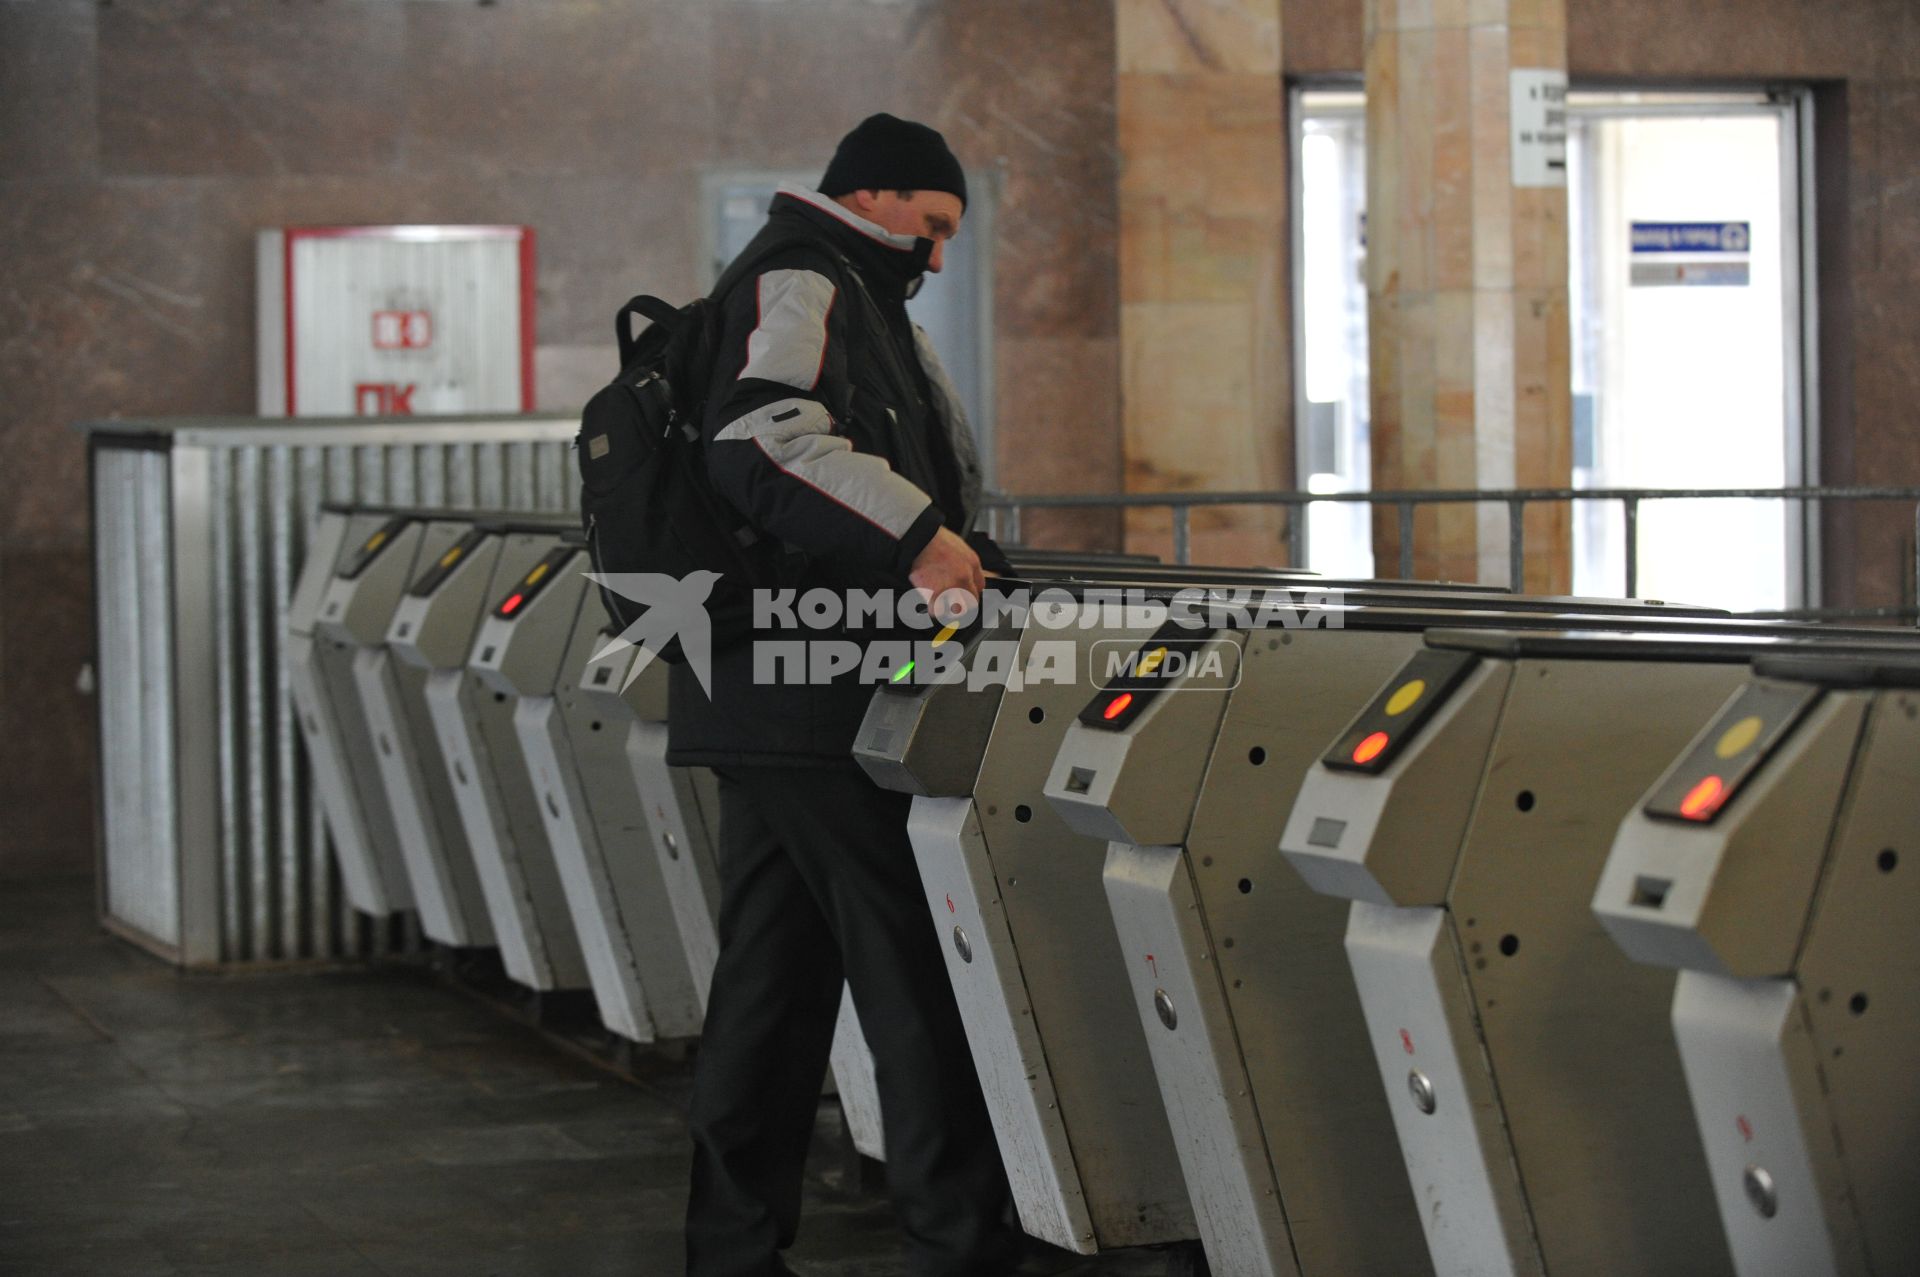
[980,485,1920,619]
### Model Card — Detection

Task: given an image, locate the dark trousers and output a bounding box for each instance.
[684,767,1017,1277]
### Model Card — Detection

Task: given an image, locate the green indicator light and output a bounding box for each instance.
[892,660,916,684]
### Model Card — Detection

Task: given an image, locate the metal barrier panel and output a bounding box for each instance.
[94,446,181,952]
[85,416,577,967]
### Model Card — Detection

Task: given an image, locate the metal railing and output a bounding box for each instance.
[982,485,1920,620]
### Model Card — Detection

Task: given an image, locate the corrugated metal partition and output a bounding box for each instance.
[85,417,578,967]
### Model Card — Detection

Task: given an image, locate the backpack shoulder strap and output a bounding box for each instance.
[613,295,684,366]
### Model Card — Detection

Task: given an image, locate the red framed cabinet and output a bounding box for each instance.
[257,225,536,417]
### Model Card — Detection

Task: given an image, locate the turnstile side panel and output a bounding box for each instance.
[1345,903,1544,1277]
[829,992,887,1162]
[313,636,414,912]
[1102,843,1302,1277]
[288,633,391,915]
[553,627,705,1038]
[906,795,1096,1254]
[561,731,706,1037]
[468,683,591,990]
[1672,975,1854,1277]
[517,696,654,1041]
[969,624,1197,1247]
[426,669,546,986]
[1795,692,1920,1274]
[628,722,723,1005]
[1186,629,1437,1275]
[1451,659,1741,1276]
[353,648,485,946]
[391,655,494,943]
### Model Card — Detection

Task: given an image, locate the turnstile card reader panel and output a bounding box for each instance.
[1596,685,1866,978]
[471,544,587,698]
[389,531,505,671]
[854,621,1012,798]
[1045,628,1239,849]
[1281,654,1512,908]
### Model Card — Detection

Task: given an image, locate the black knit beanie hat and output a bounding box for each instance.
[818,114,968,211]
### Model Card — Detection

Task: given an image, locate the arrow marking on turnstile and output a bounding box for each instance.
[1400,1028,1415,1055]
[945,893,955,915]
[1737,1115,1754,1143]
[1146,954,1158,977]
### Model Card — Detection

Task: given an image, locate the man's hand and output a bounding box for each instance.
[909,526,984,620]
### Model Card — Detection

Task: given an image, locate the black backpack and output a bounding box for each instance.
[576,240,832,661]
[576,295,754,662]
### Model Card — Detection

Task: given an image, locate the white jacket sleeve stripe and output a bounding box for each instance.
[737,268,837,391]
[715,397,931,539]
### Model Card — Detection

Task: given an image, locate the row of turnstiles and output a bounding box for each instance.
[288,501,1916,1277]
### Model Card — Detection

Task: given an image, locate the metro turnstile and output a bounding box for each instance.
[322,510,501,947]
[286,510,416,916]
[517,589,707,1041]
[1276,629,1920,1275]
[1595,653,1920,1277]
[393,522,590,991]
[1040,593,1742,1275]
[363,516,499,947]
[850,576,1613,1257]
[857,591,1199,1255]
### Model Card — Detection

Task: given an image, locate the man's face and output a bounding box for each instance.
[850,189,964,273]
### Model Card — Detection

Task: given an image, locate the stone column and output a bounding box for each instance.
[1116,0,1290,565]
[1365,0,1572,590]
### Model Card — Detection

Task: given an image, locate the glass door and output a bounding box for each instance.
[1567,91,1811,609]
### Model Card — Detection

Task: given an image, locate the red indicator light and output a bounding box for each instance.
[1103,692,1134,721]
[1352,731,1390,765]
[1678,774,1726,821]
[501,593,525,616]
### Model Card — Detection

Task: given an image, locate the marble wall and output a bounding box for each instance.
[3,0,1916,878]
[0,0,1119,877]
[1116,0,1293,566]
[1362,0,1573,592]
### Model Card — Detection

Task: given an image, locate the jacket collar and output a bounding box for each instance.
[770,182,932,297]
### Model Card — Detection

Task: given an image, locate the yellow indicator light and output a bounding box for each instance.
[1385,679,1427,717]
[891,661,916,684]
[1138,646,1168,676]
[438,546,463,568]
[365,531,387,553]
[1715,714,1763,760]
[526,562,550,587]
[933,623,958,647]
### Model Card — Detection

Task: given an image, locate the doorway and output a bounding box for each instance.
[1290,87,1815,606]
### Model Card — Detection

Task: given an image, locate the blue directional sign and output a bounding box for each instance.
[1630,222,1752,254]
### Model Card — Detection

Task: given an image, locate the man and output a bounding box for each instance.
[671,114,1036,1277]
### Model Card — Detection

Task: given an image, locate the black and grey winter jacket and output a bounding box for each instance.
[666,183,986,768]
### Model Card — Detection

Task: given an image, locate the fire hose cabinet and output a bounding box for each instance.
[257,225,536,417]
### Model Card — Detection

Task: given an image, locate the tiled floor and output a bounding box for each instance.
[0,877,1186,1276]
